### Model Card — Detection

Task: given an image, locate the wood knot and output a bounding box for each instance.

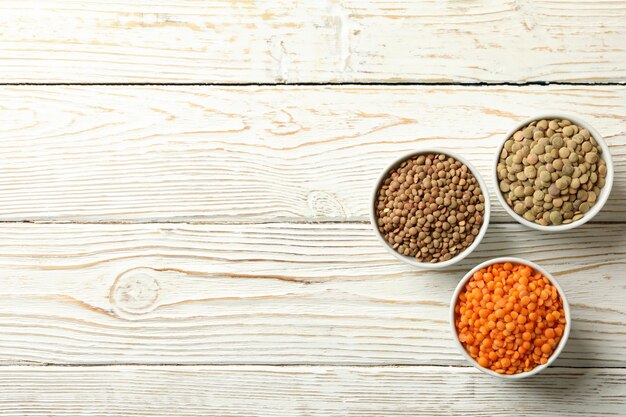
[266,109,302,136]
[111,269,160,314]
[307,190,346,218]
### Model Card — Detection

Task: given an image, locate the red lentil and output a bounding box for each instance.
[455,262,566,374]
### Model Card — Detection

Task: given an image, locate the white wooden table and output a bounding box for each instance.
[1,2,625,416]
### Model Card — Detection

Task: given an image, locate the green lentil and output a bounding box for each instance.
[497,118,608,225]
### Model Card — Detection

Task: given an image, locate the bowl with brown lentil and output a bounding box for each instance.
[450,257,571,379]
[494,114,613,230]
[370,149,490,269]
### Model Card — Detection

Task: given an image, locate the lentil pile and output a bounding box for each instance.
[375,153,485,263]
[497,119,607,226]
[455,262,566,375]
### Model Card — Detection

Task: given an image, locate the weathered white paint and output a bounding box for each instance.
[1,3,625,412]
[0,365,624,416]
[0,85,624,222]
[1,1,626,83]
[0,222,623,366]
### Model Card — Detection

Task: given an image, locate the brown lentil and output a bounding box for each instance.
[497,119,608,226]
[375,153,485,263]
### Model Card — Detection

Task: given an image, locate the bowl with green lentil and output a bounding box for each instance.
[494,114,613,231]
[371,149,490,269]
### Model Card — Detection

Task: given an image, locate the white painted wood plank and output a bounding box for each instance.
[0,365,623,416]
[1,1,626,83]
[0,222,623,366]
[0,85,624,222]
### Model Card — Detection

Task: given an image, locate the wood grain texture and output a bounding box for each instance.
[0,365,624,416]
[2,3,625,413]
[0,222,623,366]
[2,1,626,83]
[0,85,624,222]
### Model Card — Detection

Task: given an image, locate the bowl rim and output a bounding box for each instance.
[449,256,571,379]
[493,113,614,231]
[369,148,491,270]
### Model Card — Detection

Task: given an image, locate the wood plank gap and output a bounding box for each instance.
[1,363,624,370]
[0,219,623,225]
[0,82,625,87]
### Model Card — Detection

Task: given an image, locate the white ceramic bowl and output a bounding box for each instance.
[450,257,571,379]
[494,113,614,231]
[370,149,491,270]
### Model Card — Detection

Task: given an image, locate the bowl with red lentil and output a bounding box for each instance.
[450,257,570,379]
[494,113,613,231]
[370,149,490,269]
